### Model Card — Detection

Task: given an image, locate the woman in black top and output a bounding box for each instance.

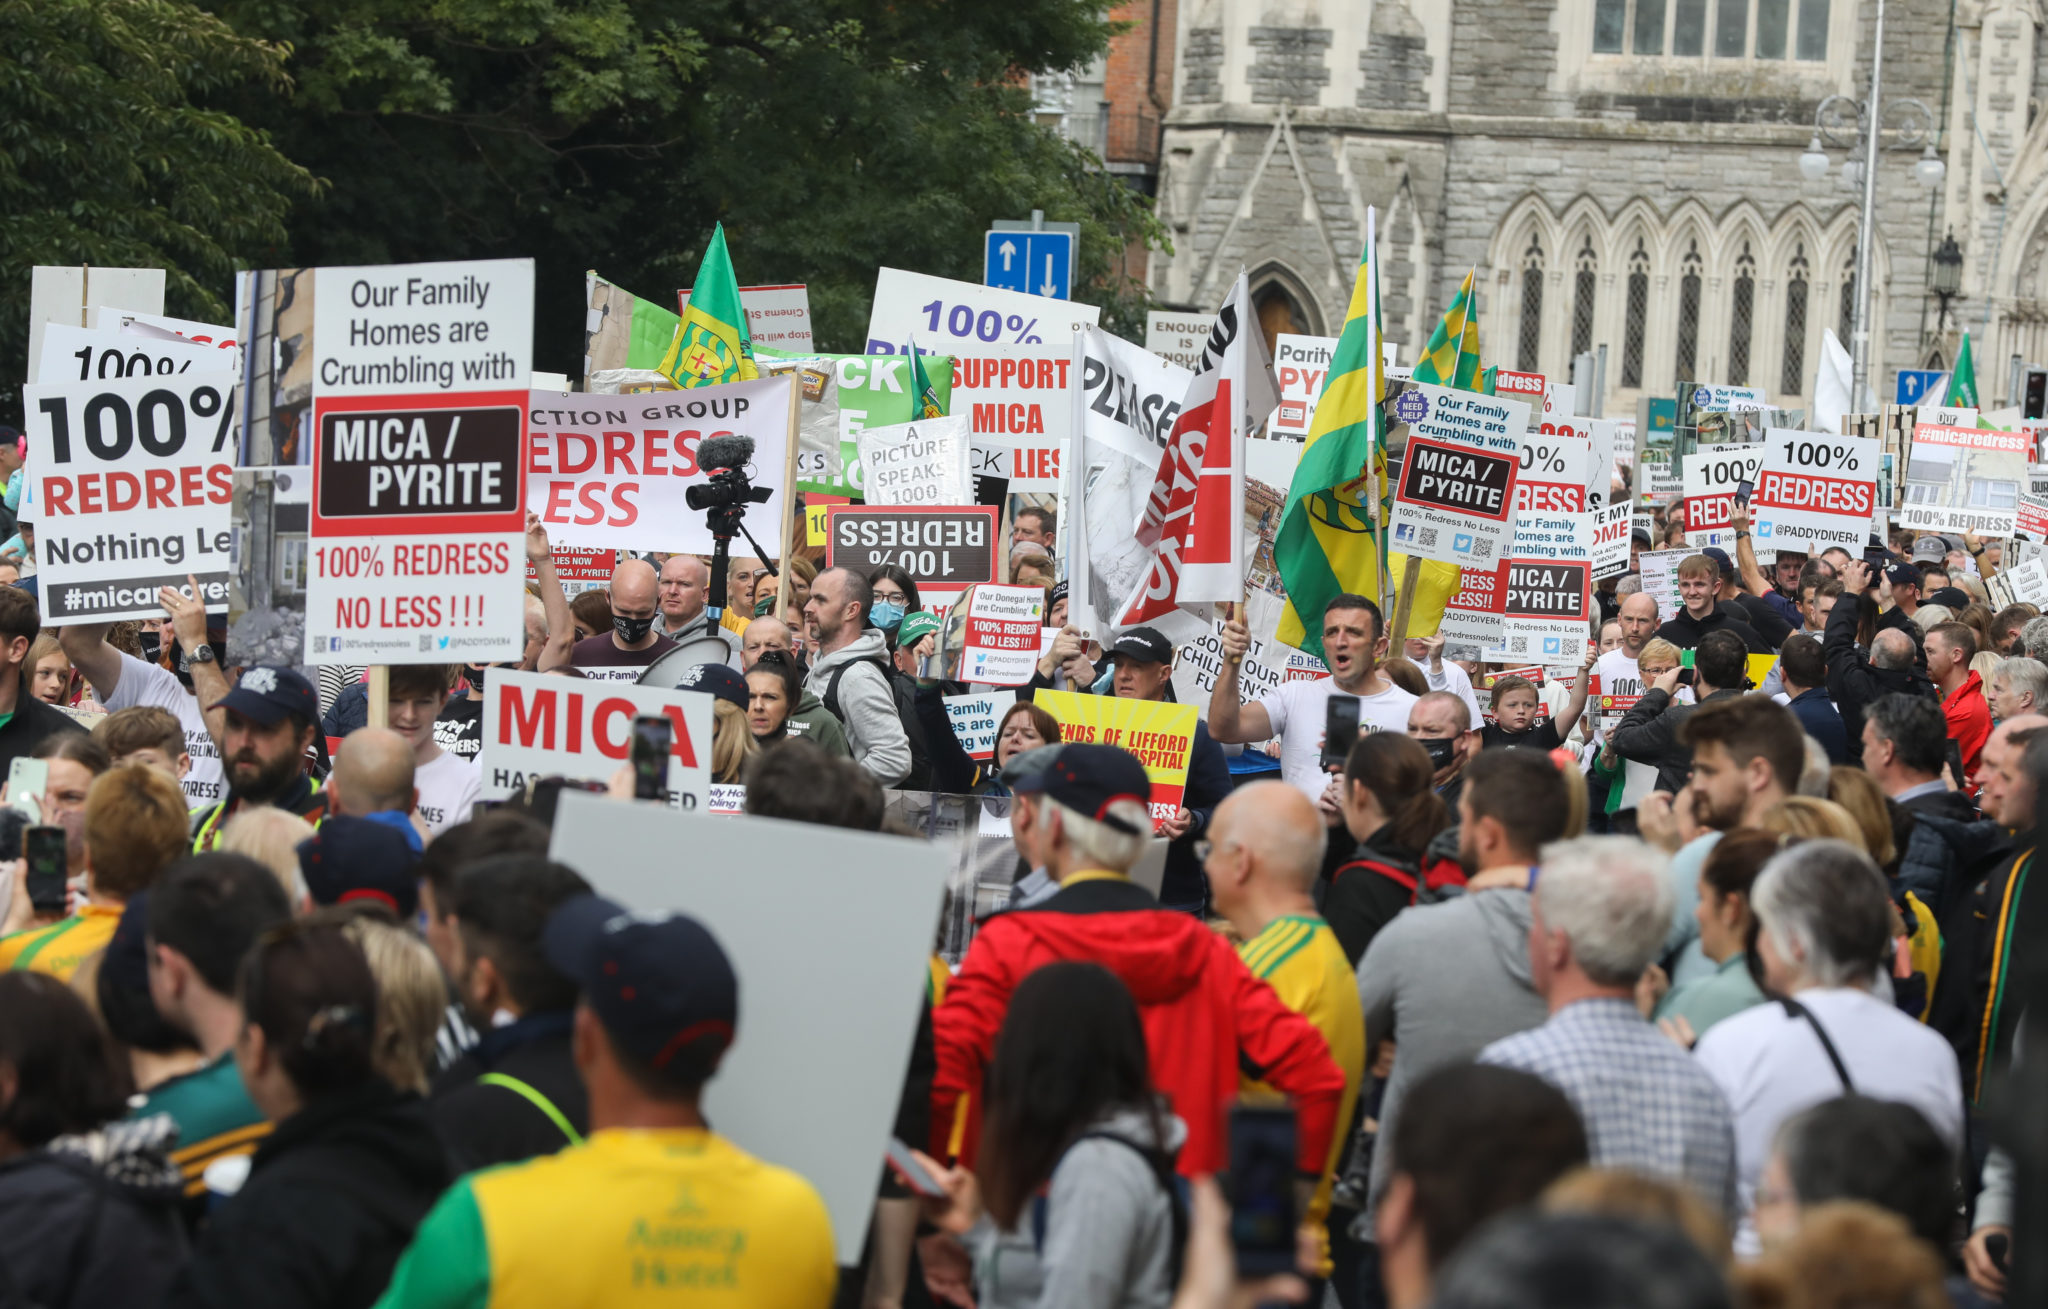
[1326,733,1451,965]
[1477,646,1594,752]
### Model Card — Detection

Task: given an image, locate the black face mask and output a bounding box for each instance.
[1421,736,1460,769]
[139,629,162,664]
[614,614,655,644]
[466,664,490,691]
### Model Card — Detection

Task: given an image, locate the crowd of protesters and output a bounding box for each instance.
[0,409,2038,1309]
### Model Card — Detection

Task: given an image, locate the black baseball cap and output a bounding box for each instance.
[676,662,749,711]
[1928,586,1972,610]
[1886,562,1923,591]
[297,817,422,918]
[1700,546,1736,579]
[1106,626,1173,665]
[543,895,738,1074]
[216,666,318,726]
[1013,743,1152,835]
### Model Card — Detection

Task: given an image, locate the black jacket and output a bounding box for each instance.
[1730,592,1794,648]
[1655,603,1770,653]
[0,1123,186,1309]
[430,1010,588,1174]
[1324,827,1425,967]
[1822,589,1939,748]
[1160,718,1233,912]
[164,1082,452,1309]
[0,695,85,782]
[1609,687,1742,794]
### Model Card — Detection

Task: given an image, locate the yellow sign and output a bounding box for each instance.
[1035,691,1197,830]
[807,502,831,546]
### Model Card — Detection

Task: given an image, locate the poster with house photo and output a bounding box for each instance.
[1898,422,2031,538]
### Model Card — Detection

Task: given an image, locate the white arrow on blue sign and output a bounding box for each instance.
[984,230,1072,300]
[1895,369,1947,405]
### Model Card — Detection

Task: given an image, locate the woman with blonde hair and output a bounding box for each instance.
[1757,796,1868,854]
[1825,768,1897,872]
[311,906,446,1096]
[710,700,759,784]
[216,807,316,908]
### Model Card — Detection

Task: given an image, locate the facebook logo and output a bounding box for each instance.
[1454,533,1474,553]
[1395,523,1415,542]
[1543,637,1561,655]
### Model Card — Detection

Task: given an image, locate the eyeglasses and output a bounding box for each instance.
[1196,839,1239,863]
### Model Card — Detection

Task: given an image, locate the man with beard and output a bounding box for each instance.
[1594,592,1663,827]
[189,667,325,852]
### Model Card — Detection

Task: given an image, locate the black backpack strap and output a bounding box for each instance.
[1779,996,1855,1093]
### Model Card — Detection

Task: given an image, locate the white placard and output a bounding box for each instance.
[27,266,163,382]
[1899,423,2033,538]
[35,324,230,386]
[679,283,814,354]
[1586,418,1620,508]
[1689,384,1767,413]
[708,783,746,815]
[1439,562,1506,653]
[1637,548,1689,624]
[855,413,974,506]
[479,668,713,807]
[943,691,1008,761]
[1591,502,1632,578]
[111,309,239,351]
[1918,405,1979,429]
[959,585,1046,685]
[1501,513,1594,665]
[548,790,947,1265]
[1682,441,1767,554]
[2008,556,2048,608]
[1270,333,1340,436]
[1751,429,1881,554]
[1387,382,1531,567]
[525,376,794,553]
[1515,419,1593,513]
[945,344,1076,492]
[1145,310,1214,372]
[865,269,1098,358]
[26,372,238,622]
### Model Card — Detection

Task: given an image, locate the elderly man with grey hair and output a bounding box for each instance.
[2023,614,2048,664]
[1477,837,1736,1217]
[1992,655,2048,722]
[1824,556,1940,748]
[1693,839,1964,1254]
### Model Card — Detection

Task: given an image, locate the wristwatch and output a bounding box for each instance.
[187,643,217,666]
[1972,546,1986,557]
[1735,530,1750,539]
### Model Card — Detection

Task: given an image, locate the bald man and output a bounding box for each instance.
[569,559,677,682]
[741,614,793,670]
[1203,780,1364,1281]
[326,726,424,849]
[656,554,711,638]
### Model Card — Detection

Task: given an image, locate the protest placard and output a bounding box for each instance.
[26,371,238,623]
[1586,418,1620,507]
[1592,502,1632,578]
[34,323,228,386]
[825,505,999,604]
[855,413,974,506]
[1637,548,1689,623]
[529,546,614,595]
[959,585,1046,684]
[1682,441,1768,554]
[1035,689,1196,831]
[292,258,533,665]
[1500,513,1593,665]
[1439,562,1506,655]
[757,351,953,498]
[27,266,163,381]
[707,784,746,814]
[1515,422,1592,513]
[1899,423,2032,537]
[526,376,795,554]
[1170,614,1289,711]
[1270,334,1339,437]
[943,691,1008,761]
[1751,429,1881,554]
[549,790,946,1264]
[1689,384,1768,413]
[480,668,713,807]
[1493,369,1546,403]
[677,283,814,353]
[1387,382,1530,567]
[948,346,1077,493]
[1918,404,1978,428]
[1145,310,1213,371]
[2009,556,2048,608]
[2017,494,2048,552]
[865,269,1098,358]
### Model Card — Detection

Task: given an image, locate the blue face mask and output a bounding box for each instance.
[871,599,907,629]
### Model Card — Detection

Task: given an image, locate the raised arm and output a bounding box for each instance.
[160,576,231,753]
[1208,617,1274,744]
[1729,502,1771,598]
[1553,645,1595,740]
[56,621,125,703]
[527,514,576,673]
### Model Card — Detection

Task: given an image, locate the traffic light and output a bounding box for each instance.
[2026,366,2048,420]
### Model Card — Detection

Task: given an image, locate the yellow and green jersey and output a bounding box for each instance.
[1237,914,1365,1278]
[0,903,121,981]
[128,1052,270,1198]
[374,1127,835,1309]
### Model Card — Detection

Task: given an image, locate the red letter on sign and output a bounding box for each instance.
[592,698,635,758]
[502,684,556,750]
[660,704,701,768]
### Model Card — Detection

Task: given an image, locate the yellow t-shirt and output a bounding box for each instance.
[0,904,122,982]
[374,1127,836,1309]
[1238,914,1365,1277]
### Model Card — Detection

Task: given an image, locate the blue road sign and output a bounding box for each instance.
[984,230,1073,300]
[1896,369,1946,405]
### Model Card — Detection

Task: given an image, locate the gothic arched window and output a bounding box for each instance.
[1572,238,1598,359]
[1519,236,1545,372]
[1783,244,1811,394]
[1675,239,1703,382]
[1622,238,1650,388]
[1728,242,1756,386]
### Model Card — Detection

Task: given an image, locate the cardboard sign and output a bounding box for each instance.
[824,505,1000,604]
[1636,548,1689,624]
[479,668,713,807]
[1146,310,1215,372]
[1591,502,1632,578]
[26,371,238,622]
[677,283,814,353]
[1388,382,1530,567]
[1689,384,1767,413]
[943,691,1008,761]
[35,323,228,386]
[865,268,1097,358]
[1682,441,1767,554]
[1439,561,1506,653]
[946,346,1077,491]
[959,584,1046,684]
[304,259,533,664]
[1270,334,1340,436]
[1500,513,1593,665]
[855,413,974,506]
[1034,690,1196,830]
[1752,429,1881,554]
[1900,423,2032,537]
[1515,422,1592,513]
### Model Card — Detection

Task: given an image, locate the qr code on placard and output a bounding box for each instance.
[1417,527,1437,549]
[1509,637,1529,654]
[1472,538,1493,559]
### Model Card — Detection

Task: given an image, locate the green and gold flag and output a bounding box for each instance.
[1946,329,1979,408]
[910,343,946,418]
[659,223,759,388]
[1412,269,1484,393]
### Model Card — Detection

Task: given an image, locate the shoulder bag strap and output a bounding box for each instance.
[1778,997,1856,1094]
[477,1072,585,1146]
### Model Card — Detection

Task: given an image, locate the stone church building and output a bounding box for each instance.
[1120,1,2048,415]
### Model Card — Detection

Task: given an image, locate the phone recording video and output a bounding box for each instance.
[1733,478,1753,508]
[631,715,673,802]
[1227,1104,1299,1279]
[1322,696,1362,771]
[24,825,67,916]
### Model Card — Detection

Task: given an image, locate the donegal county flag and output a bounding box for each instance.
[911,344,946,418]
[1946,330,1979,407]
[1411,269,1483,392]
[659,223,760,388]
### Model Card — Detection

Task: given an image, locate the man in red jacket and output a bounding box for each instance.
[1927,621,1992,783]
[931,744,1346,1178]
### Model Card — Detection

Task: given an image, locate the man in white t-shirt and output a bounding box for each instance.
[385,664,482,835]
[1212,593,1418,829]
[1404,634,1482,726]
[1593,592,1662,744]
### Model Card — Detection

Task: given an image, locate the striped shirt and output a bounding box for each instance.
[127,1052,270,1198]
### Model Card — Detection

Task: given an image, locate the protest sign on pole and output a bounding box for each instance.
[678,283,814,353]
[297,259,533,665]
[948,346,1078,493]
[27,266,164,382]
[865,269,1098,359]
[943,692,1007,761]
[757,352,953,498]
[1387,382,1531,567]
[1439,562,1506,656]
[525,376,793,555]
[1270,334,1340,437]
[1591,502,1632,578]
[35,323,228,386]
[1751,429,1881,555]
[854,413,974,506]
[1035,689,1196,831]
[1145,310,1213,372]
[1681,441,1768,554]
[1899,423,2032,537]
[1500,513,1593,665]
[25,372,238,622]
[1169,614,1289,712]
[480,668,713,807]
[1637,548,1689,623]
[959,585,1047,684]
[1514,422,1592,513]
[824,506,1000,605]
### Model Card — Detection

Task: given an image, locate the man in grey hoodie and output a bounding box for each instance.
[802,567,912,785]
[1353,748,1569,1252]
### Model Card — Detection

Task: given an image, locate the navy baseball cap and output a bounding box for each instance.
[543,895,739,1074]
[1013,743,1152,835]
[1887,562,1923,591]
[216,666,318,726]
[676,662,749,711]
[1107,626,1174,665]
[297,817,422,917]
[1700,546,1736,578]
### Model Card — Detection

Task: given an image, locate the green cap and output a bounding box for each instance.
[897,610,942,646]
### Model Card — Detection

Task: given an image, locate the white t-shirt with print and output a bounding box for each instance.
[413,748,482,836]
[100,651,224,810]
[1255,676,1419,801]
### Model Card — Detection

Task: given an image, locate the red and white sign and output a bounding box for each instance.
[1513,423,1592,513]
[1591,502,1632,578]
[959,584,1047,685]
[1501,514,1593,665]
[1271,333,1339,436]
[525,376,793,555]
[1438,561,1505,651]
[1494,369,1546,400]
[306,258,533,664]
[529,545,615,594]
[1900,423,2034,537]
[2018,493,2048,541]
[948,345,1075,492]
[1751,429,1880,554]
[1681,441,1766,556]
[480,668,713,808]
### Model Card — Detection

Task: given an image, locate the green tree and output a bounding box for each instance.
[209,0,1165,367]
[0,0,312,409]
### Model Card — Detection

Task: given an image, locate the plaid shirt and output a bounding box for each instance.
[1480,997,1738,1216]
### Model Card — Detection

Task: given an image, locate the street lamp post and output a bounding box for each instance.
[1931,229,1965,333]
